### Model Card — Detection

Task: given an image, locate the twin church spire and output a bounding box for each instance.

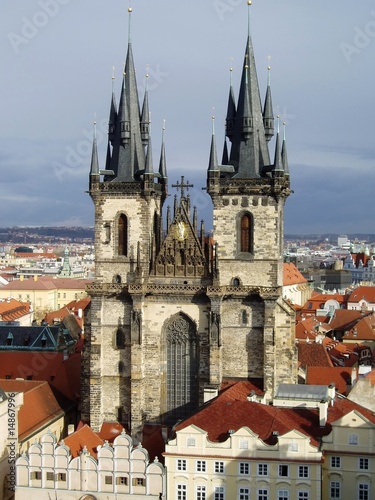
[209,1,289,181]
[90,2,289,192]
[90,7,168,193]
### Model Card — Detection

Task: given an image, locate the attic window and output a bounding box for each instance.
[6,333,13,346]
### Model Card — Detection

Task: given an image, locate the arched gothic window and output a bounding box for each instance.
[165,315,198,423]
[240,213,253,253]
[118,214,128,256]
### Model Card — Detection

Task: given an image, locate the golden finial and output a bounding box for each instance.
[248,1,252,5]
[112,66,115,80]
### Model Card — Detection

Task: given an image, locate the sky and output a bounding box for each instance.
[1,0,375,235]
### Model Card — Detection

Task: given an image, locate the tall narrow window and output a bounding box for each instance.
[240,214,252,253]
[118,214,128,256]
[166,314,198,423]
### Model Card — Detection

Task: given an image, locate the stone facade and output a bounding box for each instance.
[82,5,297,435]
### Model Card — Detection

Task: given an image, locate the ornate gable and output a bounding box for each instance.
[152,197,207,279]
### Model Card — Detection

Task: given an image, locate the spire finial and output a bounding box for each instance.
[247,0,252,37]
[229,57,234,86]
[276,114,280,134]
[267,55,271,86]
[93,113,97,139]
[128,3,132,44]
[283,121,287,141]
[112,66,115,92]
[212,108,215,135]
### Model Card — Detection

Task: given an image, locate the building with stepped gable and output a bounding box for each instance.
[82,2,296,435]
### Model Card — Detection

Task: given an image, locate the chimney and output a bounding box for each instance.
[319,399,328,427]
[33,275,38,281]
[328,383,336,404]
[20,275,24,282]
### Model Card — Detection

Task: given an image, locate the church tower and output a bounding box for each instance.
[82,3,296,436]
[207,1,295,396]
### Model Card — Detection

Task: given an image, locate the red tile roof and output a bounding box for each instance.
[174,381,375,447]
[0,379,67,442]
[283,262,307,286]
[0,299,31,321]
[98,422,125,443]
[1,277,93,291]
[306,367,355,395]
[63,424,104,459]
[0,352,65,380]
[50,353,81,401]
[348,285,375,303]
[298,342,333,369]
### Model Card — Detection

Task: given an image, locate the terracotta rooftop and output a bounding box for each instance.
[63,424,104,459]
[298,342,333,370]
[0,277,93,291]
[306,366,356,395]
[348,285,375,303]
[283,262,307,286]
[0,379,73,442]
[174,380,375,448]
[0,299,31,322]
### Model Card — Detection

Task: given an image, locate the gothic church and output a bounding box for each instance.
[82,2,296,434]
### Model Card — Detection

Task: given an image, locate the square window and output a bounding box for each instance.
[196,460,206,473]
[177,459,187,471]
[214,486,224,500]
[289,441,298,451]
[177,484,187,500]
[298,492,309,500]
[116,476,128,485]
[239,462,250,475]
[348,433,358,445]
[278,464,289,477]
[258,489,268,500]
[278,491,289,500]
[214,461,224,474]
[298,466,309,478]
[46,472,54,481]
[258,463,268,476]
[132,478,144,486]
[187,437,196,447]
[57,472,66,482]
[330,481,340,499]
[105,475,113,485]
[359,458,369,470]
[330,456,341,468]
[30,471,41,480]
[359,484,369,500]
[239,487,250,500]
[197,485,206,500]
[239,439,248,449]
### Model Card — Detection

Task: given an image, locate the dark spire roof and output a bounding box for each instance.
[282,122,289,176]
[90,123,99,176]
[263,66,274,142]
[273,118,283,172]
[158,123,167,179]
[107,8,146,182]
[140,74,150,146]
[108,70,117,144]
[208,116,219,172]
[145,135,154,174]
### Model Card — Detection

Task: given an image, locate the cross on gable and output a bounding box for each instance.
[171,176,194,199]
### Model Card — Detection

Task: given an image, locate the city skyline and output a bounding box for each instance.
[1,0,375,233]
